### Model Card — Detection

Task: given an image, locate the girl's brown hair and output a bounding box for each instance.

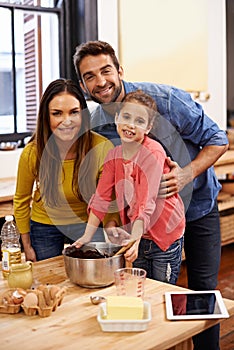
[122,90,158,126]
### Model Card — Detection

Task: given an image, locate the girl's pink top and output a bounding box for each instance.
[89,136,185,251]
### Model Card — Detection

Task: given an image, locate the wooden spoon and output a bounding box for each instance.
[114,240,136,256]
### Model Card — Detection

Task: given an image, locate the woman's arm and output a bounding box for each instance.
[14,144,37,261]
[21,233,37,262]
[14,144,36,233]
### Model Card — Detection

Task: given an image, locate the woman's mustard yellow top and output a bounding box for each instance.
[14,132,115,234]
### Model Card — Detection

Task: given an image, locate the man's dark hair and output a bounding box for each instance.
[73,40,120,81]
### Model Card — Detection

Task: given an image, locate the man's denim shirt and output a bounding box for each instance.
[90,80,228,222]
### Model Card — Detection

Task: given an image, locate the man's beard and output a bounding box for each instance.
[87,80,123,105]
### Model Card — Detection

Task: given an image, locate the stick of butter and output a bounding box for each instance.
[105,296,144,320]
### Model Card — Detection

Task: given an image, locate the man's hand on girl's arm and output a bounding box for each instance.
[159,145,228,198]
[159,157,190,197]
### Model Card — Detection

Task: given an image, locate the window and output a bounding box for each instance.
[0,0,98,144]
[0,72,14,116]
[0,1,60,142]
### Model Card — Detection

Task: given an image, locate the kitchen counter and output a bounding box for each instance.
[0,256,234,350]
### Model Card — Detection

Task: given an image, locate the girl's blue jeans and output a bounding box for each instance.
[30,220,105,261]
[133,236,184,285]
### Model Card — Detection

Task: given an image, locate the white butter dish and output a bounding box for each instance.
[97,301,151,332]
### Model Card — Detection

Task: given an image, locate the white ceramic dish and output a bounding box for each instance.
[97,301,151,332]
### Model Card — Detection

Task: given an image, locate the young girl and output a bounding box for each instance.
[14,79,116,261]
[73,90,185,284]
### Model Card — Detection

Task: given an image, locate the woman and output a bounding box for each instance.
[14,79,116,261]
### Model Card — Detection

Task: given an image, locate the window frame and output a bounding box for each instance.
[0,0,98,145]
[0,1,61,145]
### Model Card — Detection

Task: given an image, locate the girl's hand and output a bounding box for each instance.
[105,227,131,245]
[72,235,90,249]
[124,240,140,263]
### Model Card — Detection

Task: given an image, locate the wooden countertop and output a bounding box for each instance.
[0,256,234,350]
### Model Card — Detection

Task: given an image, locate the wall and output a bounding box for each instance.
[226,0,234,122]
[205,0,226,130]
[118,0,208,92]
[97,0,227,130]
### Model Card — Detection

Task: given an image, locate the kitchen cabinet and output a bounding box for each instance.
[214,150,234,245]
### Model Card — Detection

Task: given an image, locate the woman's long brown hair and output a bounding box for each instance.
[30,78,92,206]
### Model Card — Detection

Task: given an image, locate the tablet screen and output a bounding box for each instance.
[165,290,229,320]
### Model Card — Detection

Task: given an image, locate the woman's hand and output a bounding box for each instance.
[24,246,37,262]
[21,232,37,262]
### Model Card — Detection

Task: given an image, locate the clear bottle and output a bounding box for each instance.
[1,215,21,279]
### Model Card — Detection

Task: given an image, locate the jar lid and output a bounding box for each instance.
[5,215,14,222]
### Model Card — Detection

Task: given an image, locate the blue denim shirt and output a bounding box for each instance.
[90,81,228,221]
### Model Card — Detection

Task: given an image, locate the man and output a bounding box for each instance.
[73,40,228,350]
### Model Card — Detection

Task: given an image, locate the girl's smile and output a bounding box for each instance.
[116,102,152,144]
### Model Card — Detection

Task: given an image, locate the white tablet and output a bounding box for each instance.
[165,290,229,320]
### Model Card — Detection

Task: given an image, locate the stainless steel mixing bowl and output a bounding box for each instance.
[62,242,125,288]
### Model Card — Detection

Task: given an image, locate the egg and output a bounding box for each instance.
[12,290,24,305]
[50,285,60,300]
[23,292,38,308]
